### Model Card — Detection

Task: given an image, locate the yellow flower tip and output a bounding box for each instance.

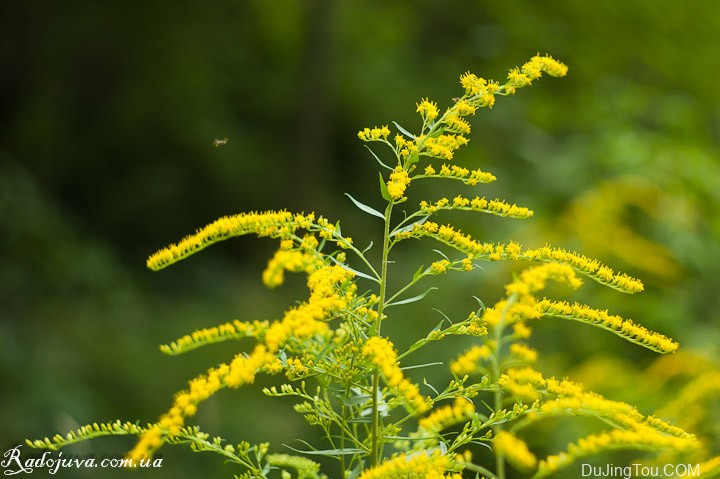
[358,125,391,142]
[358,451,450,479]
[388,166,412,200]
[534,53,568,77]
[494,431,537,471]
[450,345,491,376]
[430,259,451,274]
[417,98,440,121]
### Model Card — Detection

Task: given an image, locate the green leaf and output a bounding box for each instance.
[327,255,380,283]
[423,378,440,396]
[342,395,372,406]
[412,265,425,281]
[365,145,392,170]
[379,172,391,201]
[386,287,437,308]
[362,241,374,254]
[392,120,415,139]
[427,128,444,139]
[347,417,373,424]
[283,445,364,456]
[345,193,384,219]
[400,362,443,371]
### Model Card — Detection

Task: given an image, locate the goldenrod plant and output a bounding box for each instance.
[29,55,703,479]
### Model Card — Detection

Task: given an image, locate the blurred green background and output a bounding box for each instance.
[2,1,720,478]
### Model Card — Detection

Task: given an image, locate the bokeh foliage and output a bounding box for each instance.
[2,1,719,478]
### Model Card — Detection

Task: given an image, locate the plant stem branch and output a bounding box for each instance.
[370,201,394,467]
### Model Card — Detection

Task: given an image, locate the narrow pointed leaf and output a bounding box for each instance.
[345,193,384,219]
[392,121,415,139]
[365,145,392,170]
[283,445,364,456]
[328,255,380,283]
[400,362,443,371]
[362,241,374,254]
[379,172,391,201]
[386,287,437,307]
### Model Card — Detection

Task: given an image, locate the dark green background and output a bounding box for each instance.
[2,1,719,478]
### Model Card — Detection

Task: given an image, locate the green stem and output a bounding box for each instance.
[491,295,515,479]
[370,201,394,467]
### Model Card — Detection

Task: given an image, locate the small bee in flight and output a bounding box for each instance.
[213,137,229,147]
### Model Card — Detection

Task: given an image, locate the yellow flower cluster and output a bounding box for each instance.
[496,369,700,479]
[420,163,496,185]
[265,264,355,352]
[128,344,279,462]
[419,195,533,219]
[388,166,412,200]
[444,114,471,134]
[478,264,580,331]
[522,245,644,294]
[504,54,568,95]
[430,259,451,274]
[362,337,430,413]
[493,431,537,471]
[400,222,645,295]
[395,221,506,259]
[423,134,469,161]
[262,249,321,288]
[506,263,583,298]
[459,72,499,106]
[450,345,491,376]
[416,98,439,122]
[159,319,269,355]
[499,367,546,402]
[284,357,312,379]
[357,451,451,479]
[509,343,538,363]
[130,254,357,462]
[394,135,420,161]
[358,125,391,141]
[513,322,532,339]
[146,211,300,270]
[536,299,678,354]
[418,398,475,434]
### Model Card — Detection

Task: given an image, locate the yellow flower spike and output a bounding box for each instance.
[358,450,451,479]
[510,343,538,363]
[494,431,537,472]
[146,211,301,270]
[159,319,269,355]
[418,397,475,434]
[450,345,491,376]
[419,195,533,219]
[536,299,678,354]
[511,322,533,340]
[362,337,430,413]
